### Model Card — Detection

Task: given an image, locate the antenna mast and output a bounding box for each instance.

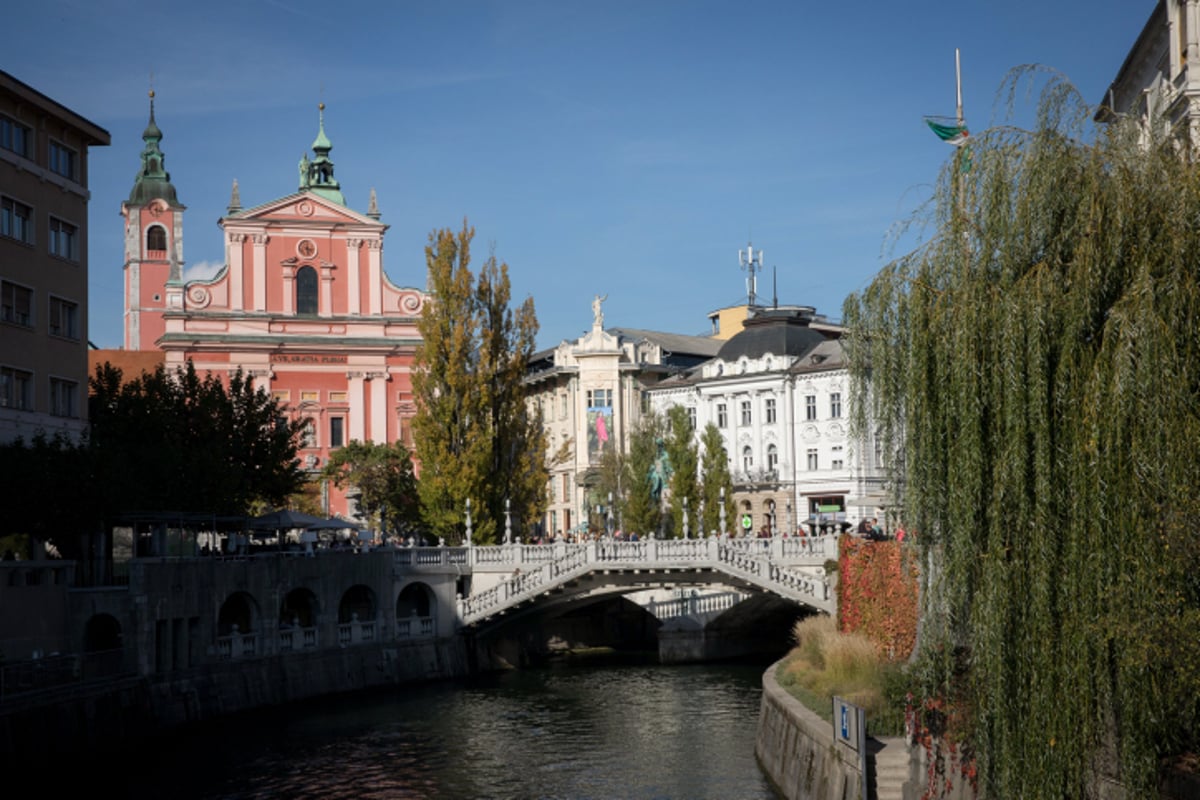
[739,242,763,308]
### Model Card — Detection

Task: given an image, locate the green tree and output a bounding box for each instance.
[664,405,699,537]
[593,440,628,533]
[89,361,305,517]
[844,71,1200,797]
[698,422,734,535]
[622,411,665,537]
[412,221,547,543]
[322,440,420,538]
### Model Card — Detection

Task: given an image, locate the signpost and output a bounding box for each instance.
[833,696,868,800]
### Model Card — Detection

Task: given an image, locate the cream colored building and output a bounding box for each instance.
[526,297,722,537]
[0,71,110,443]
[1099,1,1200,141]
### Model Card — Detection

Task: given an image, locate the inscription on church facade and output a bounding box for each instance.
[271,354,348,364]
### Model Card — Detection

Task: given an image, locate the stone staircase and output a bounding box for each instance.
[870,736,910,800]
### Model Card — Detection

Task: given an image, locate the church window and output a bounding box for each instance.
[147,225,167,252]
[296,266,318,315]
[742,446,753,472]
[767,443,778,472]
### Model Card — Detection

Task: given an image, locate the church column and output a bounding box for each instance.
[252,234,269,311]
[347,372,366,442]
[346,238,362,314]
[368,371,390,444]
[366,239,382,314]
[248,368,274,394]
[228,233,246,311]
[281,262,297,316]
[319,262,335,317]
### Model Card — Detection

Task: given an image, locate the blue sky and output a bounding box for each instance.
[9,0,1153,350]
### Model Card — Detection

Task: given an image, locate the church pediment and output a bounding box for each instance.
[228,191,382,228]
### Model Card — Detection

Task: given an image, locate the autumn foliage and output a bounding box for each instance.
[837,535,919,661]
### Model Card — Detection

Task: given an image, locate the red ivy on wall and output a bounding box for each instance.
[837,535,920,661]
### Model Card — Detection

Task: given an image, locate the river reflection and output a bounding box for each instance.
[104,656,780,800]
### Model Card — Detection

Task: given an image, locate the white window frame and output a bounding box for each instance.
[830,392,842,419]
[740,400,751,426]
[806,448,819,471]
[805,395,817,421]
[765,397,776,424]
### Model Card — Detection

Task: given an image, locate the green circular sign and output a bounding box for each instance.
[741,514,752,530]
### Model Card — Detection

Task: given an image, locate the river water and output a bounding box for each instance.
[106,657,780,800]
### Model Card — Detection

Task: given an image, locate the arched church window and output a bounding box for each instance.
[296,266,318,315]
[147,226,166,251]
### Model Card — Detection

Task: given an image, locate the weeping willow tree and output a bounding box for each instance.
[845,71,1200,798]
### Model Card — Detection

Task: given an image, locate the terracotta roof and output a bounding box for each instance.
[88,349,165,382]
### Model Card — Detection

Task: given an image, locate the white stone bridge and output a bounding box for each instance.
[393,535,839,628]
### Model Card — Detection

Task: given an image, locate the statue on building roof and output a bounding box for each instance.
[592,293,607,329]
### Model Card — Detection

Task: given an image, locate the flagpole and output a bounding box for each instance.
[955,48,963,127]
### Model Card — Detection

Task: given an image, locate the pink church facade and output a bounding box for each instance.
[118,98,426,516]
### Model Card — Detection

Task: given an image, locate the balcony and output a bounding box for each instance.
[733,468,780,487]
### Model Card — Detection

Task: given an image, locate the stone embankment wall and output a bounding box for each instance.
[755,661,865,800]
[0,637,468,770]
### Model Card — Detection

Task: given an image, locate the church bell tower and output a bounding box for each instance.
[121,90,185,351]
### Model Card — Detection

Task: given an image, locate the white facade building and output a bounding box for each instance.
[1099,1,1200,142]
[649,306,887,534]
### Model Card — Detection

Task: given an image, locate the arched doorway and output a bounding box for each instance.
[217,591,260,659]
[396,582,435,639]
[338,585,377,645]
[279,588,320,651]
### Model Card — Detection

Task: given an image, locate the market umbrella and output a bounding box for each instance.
[248,509,326,531]
[306,516,362,531]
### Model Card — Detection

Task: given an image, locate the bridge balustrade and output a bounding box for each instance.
[217,626,258,660]
[278,626,318,652]
[396,615,435,639]
[337,617,377,646]
[457,535,838,625]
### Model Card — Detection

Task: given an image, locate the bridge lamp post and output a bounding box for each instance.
[719,486,727,537]
[682,496,689,540]
[607,492,614,538]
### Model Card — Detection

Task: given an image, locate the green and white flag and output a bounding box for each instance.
[925,119,969,146]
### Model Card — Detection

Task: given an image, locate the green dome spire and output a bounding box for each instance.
[128,89,182,207]
[298,102,344,205]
